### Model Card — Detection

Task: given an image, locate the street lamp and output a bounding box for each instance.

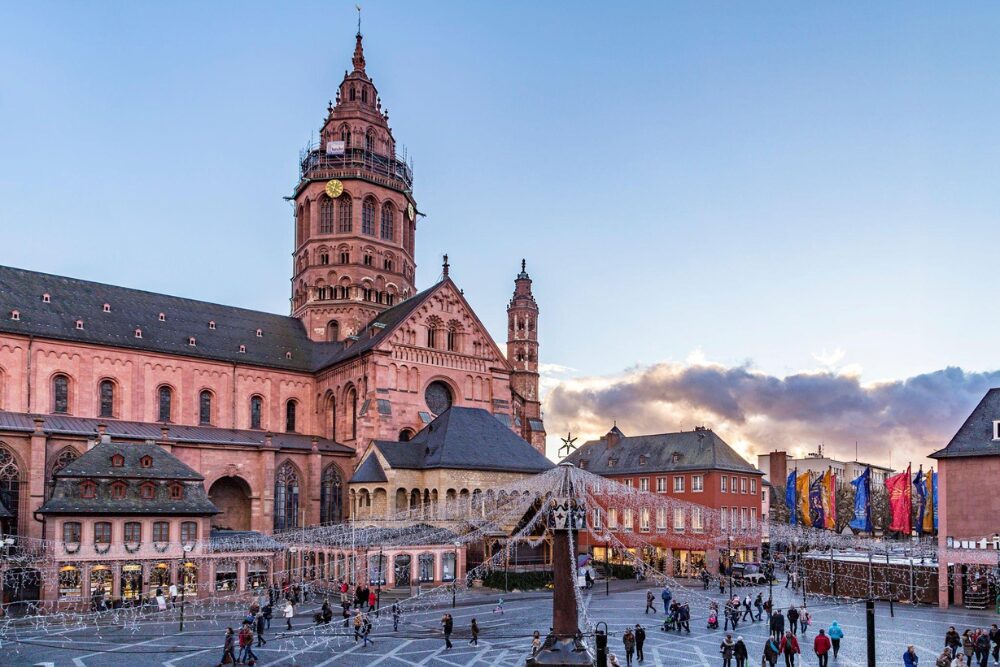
[376,546,383,617]
[289,546,299,604]
[727,534,734,599]
[179,544,193,632]
[605,536,610,597]
[452,541,461,608]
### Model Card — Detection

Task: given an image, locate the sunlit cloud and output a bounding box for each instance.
[541,360,1000,470]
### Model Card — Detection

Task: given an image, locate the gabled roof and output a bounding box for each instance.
[350,453,388,483]
[930,388,1000,459]
[361,406,554,475]
[0,411,353,454]
[562,426,761,476]
[39,440,219,515]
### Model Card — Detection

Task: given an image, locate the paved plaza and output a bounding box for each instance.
[2,579,997,666]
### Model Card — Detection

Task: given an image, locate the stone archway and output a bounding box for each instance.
[208,476,252,531]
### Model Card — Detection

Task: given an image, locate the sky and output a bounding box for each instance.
[3,2,1000,469]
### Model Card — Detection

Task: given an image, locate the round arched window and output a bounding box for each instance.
[424,381,453,415]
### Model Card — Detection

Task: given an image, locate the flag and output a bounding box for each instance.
[822,468,836,530]
[785,470,798,525]
[849,466,872,532]
[796,471,811,526]
[923,469,935,534]
[809,474,825,528]
[886,466,912,534]
[913,469,926,535]
[931,470,938,532]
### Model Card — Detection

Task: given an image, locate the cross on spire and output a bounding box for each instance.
[442,254,450,278]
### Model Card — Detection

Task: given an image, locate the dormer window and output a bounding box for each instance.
[579,459,588,470]
[158,313,166,322]
[135,328,142,338]
[188,337,196,346]
[256,328,262,338]
[639,455,648,466]
[110,481,127,499]
[209,321,216,330]
[285,351,292,359]
[75,320,84,330]
[102,303,111,313]
[140,455,153,468]
[42,293,50,303]
[671,452,680,464]
[238,344,246,354]
[169,483,183,500]
[111,454,124,467]
[80,480,96,499]
[139,482,155,499]
[608,458,617,468]
[10,310,18,321]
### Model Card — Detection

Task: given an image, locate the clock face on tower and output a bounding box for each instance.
[324,179,344,198]
[407,203,415,221]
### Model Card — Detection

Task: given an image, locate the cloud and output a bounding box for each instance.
[542,361,1000,469]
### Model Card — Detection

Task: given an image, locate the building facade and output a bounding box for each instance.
[758,449,892,490]
[930,388,1000,609]
[0,30,545,552]
[562,425,764,577]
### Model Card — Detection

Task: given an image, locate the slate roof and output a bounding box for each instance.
[0,411,353,454]
[930,388,1000,459]
[350,454,388,483]
[354,406,554,478]
[561,426,762,476]
[0,264,443,374]
[39,440,219,515]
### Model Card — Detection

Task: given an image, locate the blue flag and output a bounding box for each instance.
[932,471,938,531]
[785,470,797,525]
[913,469,927,535]
[849,466,872,532]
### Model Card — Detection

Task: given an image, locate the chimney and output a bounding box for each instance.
[770,450,788,487]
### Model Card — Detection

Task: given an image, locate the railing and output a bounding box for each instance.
[299,144,413,190]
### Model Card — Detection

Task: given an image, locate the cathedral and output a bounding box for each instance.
[0,30,545,544]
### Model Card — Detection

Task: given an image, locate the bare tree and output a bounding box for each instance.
[835,483,856,533]
[770,484,790,523]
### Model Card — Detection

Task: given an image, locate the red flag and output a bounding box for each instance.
[886,466,912,534]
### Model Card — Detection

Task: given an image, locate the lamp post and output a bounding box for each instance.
[727,534,734,599]
[376,546,383,617]
[605,536,610,597]
[179,544,193,632]
[452,542,461,608]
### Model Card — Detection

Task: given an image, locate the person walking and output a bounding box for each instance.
[989,624,1000,665]
[702,568,711,590]
[283,599,294,631]
[679,602,691,633]
[635,624,646,662]
[787,606,800,635]
[661,586,673,613]
[353,611,363,642]
[442,613,454,650]
[368,589,377,613]
[392,602,401,632]
[964,630,976,667]
[720,633,736,667]
[754,593,764,621]
[645,590,657,615]
[771,609,786,641]
[361,615,375,648]
[622,627,636,666]
[814,628,832,667]
[976,630,991,667]
[470,618,480,647]
[494,596,505,615]
[904,645,919,667]
[238,623,258,665]
[946,628,961,657]
[734,636,748,667]
[800,606,811,635]
[763,636,780,667]
[262,601,272,630]
[741,594,753,622]
[779,630,801,667]
[937,649,955,667]
[828,621,843,658]
[255,612,266,647]
[218,627,237,666]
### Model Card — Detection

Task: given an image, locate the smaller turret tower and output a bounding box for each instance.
[507,260,545,453]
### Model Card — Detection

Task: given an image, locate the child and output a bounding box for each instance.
[531,630,541,656]
[494,596,504,615]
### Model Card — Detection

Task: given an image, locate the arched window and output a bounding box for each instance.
[98,379,114,418]
[0,447,20,535]
[345,386,358,440]
[273,462,300,531]
[326,320,339,342]
[157,386,172,422]
[250,395,263,430]
[319,196,334,234]
[47,447,78,499]
[199,390,213,425]
[399,429,415,442]
[362,198,376,236]
[285,399,297,433]
[446,323,460,353]
[337,197,352,233]
[380,203,394,241]
[327,394,337,441]
[365,130,376,152]
[340,125,351,146]
[53,374,69,414]
[320,465,343,524]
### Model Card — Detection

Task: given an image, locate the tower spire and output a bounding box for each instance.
[352,8,366,73]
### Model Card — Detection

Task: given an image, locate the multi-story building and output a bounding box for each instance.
[930,388,1000,609]
[758,449,892,490]
[562,425,763,577]
[0,28,545,563]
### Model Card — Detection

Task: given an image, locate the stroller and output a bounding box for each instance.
[707,611,718,630]
[662,612,677,632]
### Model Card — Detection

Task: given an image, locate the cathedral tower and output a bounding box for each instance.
[290,31,418,342]
[507,260,545,452]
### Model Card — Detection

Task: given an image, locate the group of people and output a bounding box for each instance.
[932,624,1000,667]
[217,600,274,666]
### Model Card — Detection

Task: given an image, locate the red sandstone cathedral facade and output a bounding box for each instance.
[0,32,544,542]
